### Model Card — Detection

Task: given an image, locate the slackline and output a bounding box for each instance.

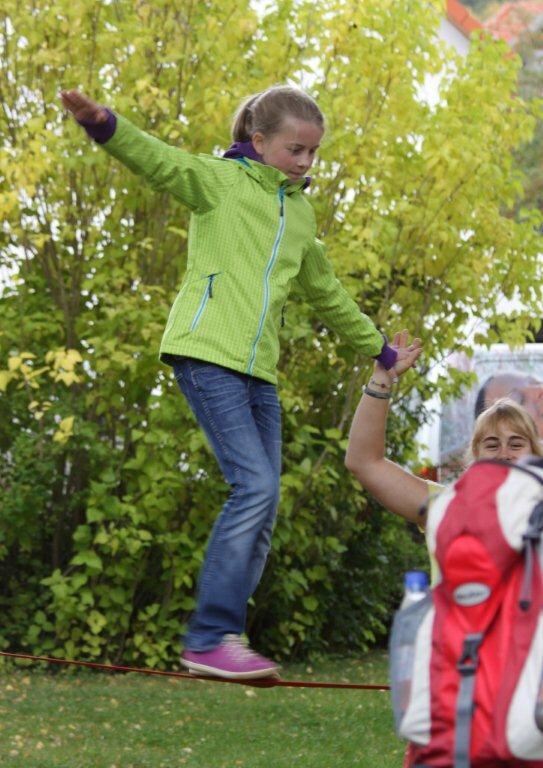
[0,650,390,691]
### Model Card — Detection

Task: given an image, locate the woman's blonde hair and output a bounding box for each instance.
[231,85,324,142]
[468,397,543,462]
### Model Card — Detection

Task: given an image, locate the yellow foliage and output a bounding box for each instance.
[1,0,542,405]
[53,416,75,444]
[0,371,15,391]
[44,349,83,384]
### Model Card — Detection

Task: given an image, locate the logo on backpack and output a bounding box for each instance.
[453,582,491,606]
[389,458,543,768]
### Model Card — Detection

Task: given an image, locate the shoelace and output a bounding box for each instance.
[223,634,261,661]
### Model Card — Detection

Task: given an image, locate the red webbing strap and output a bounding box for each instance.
[0,650,389,690]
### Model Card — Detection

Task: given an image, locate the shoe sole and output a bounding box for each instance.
[181,658,280,680]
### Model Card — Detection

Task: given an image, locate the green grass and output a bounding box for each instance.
[0,653,405,767]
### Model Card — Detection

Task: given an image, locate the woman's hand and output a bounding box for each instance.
[374,330,422,385]
[59,89,108,124]
[389,329,422,378]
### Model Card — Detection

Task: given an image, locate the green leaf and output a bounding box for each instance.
[302,595,319,612]
[71,551,103,572]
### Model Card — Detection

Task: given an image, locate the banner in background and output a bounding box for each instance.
[438,344,543,481]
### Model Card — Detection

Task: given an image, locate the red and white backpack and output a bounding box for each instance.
[390,458,543,768]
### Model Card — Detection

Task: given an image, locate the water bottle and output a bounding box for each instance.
[390,570,431,730]
[400,570,430,609]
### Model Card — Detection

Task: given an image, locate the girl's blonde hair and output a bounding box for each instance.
[232,85,324,142]
[468,397,543,461]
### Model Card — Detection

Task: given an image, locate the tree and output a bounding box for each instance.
[1,0,541,664]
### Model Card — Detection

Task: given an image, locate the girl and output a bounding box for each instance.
[61,85,404,680]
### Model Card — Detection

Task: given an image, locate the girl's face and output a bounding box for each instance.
[475,421,533,463]
[251,117,323,182]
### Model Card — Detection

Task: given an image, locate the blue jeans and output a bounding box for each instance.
[173,358,282,651]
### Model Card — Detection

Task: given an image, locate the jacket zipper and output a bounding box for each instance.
[190,273,218,332]
[247,187,286,375]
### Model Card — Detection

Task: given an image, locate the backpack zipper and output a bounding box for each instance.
[247,187,286,374]
[190,273,218,332]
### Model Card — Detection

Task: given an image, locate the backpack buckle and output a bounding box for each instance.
[457,633,483,676]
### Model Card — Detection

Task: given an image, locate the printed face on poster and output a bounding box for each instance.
[438,344,543,478]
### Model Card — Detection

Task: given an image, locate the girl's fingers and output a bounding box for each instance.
[60,89,105,123]
[60,91,85,115]
[60,91,75,108]
[61,89,81,104]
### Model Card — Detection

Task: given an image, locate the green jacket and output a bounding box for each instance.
[103,116,384,384]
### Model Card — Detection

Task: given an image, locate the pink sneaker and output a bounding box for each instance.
[181,635,279,680]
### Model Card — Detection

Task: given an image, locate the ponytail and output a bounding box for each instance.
[231,85,324,142]
[231,93,262,142]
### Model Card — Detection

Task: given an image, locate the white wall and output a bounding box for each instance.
[438,17,471,56]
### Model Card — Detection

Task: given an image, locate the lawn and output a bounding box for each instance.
[0,652,405,767]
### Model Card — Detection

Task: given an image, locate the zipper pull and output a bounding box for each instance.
[279,187,285,216]
[208,273,216,299]
[281,305,286,327]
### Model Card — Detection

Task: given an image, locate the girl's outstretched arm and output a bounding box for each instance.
[59,89,235,211]
[345,330,428,524]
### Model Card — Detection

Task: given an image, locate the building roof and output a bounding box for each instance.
[484,2,543,45]
[446,0,483,38]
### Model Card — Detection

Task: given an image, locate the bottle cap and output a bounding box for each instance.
[404,570,429,592]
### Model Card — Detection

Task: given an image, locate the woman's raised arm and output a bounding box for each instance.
[344,330,428,524]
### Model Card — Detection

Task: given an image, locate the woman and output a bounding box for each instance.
[345,330,543,768]
[345,330,543,527]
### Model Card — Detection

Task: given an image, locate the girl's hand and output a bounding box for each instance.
[59,89,108,124]
[377,330,422,383]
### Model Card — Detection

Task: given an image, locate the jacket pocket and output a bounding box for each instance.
[189,272,220,332]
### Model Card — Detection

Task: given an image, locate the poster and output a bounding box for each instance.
[438,344,543,481]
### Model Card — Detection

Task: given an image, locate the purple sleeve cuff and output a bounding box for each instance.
[77,109,117,144]
[374,343,398,370]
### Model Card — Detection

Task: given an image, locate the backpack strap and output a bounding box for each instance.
[454,633,484,768]
[520,500,543,610]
